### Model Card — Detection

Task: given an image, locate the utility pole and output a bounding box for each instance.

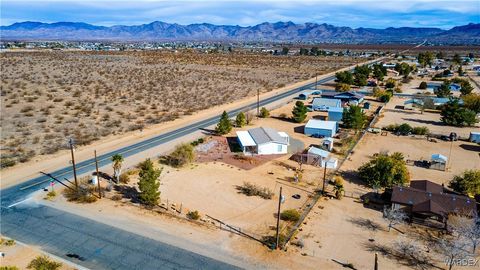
[322,162,327,194]
[275,186,283,249]
[94,150,101,198]
[257,88,260,117]
[69,138,78,190]
[374,253,378,270]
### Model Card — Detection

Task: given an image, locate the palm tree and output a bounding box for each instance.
[111,154,124,183]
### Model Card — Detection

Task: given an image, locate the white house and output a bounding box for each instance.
[237,127,289,155]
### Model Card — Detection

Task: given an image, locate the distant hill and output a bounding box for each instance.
[1,21,479,44]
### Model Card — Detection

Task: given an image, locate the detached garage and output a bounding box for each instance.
[304,119,338,138]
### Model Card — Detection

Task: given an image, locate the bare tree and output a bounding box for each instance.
[436,236,469,270]
[383,207,407,232]
[449,215,480,254]
[394,238,431,269]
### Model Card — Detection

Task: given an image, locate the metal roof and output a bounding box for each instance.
[248,127,288,145]
[307,146,329,158]
[236,130,256,147]
[312,98,341,108]
[431,154,447,163]
[328,107,344,113]
[305,119,337,131]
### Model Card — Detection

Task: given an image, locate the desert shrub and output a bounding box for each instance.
[119,173,130,184]
[412,126,429,135]
[111,194,122,201]
[397,123,413,135]
[259,107,270,118]
[236,182,274,199]
[167,143,195,167]
[0,266,20,270]
[280,209,301,222]
[0,157,16,168]
[45,190,57,200]
[27,256,62,270]
[63,177,98,203]
[262,233,286,248]
[382,124,399,132]
[187,210,200,220]
[4,239,15,246]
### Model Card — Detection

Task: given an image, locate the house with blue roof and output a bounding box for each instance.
[312,97,342,111]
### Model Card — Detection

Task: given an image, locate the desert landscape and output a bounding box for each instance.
[0,50,365,168]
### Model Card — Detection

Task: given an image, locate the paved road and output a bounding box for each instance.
[1,72,338,207]
[1,205,241,270]
[1,59,384,269]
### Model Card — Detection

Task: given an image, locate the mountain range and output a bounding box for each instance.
[1,21,479,44]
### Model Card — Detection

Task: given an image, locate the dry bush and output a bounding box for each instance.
[236,182,274,199]
[63,177,98,203]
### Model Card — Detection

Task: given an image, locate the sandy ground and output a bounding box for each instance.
[1,51,366,167]
[0,236,81,270]
[1,57,384,189]
[376,96,480,138]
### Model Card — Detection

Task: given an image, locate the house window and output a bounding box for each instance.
[277,145,283,152]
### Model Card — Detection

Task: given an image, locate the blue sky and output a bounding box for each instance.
[1,0,479,29]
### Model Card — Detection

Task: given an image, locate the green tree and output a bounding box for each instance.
[463,93,480,113]
[385,78,396,89]
[335,71,354,85]
[436,81,451,98]
[335,83,351,92]
[215,111,232,135]
[441,99,478,127]
[358,152,410,188]
[418,52,434,67]
[138,159,161,206]
[235,112,247,127]
[460,80,474,96]
[111,154,124,182]
[453,53,462,65]
[292,101,308,123]
[419,81,427,89]
[372,64,387,81]
[342,105,366,131]
[354,65,371,77]
[259,107,270,118]
[281,47,289,55]
[354,73,368,87]
[449,170,480,197]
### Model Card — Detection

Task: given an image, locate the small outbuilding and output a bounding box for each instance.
[327,107,344,122]
[237,127,289,155]
[323,137,334,151]
[298,91,313,100]
[306,146,338,168]
[304,119,338,138]
[430,154,447,171]
[470,132,480,143]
